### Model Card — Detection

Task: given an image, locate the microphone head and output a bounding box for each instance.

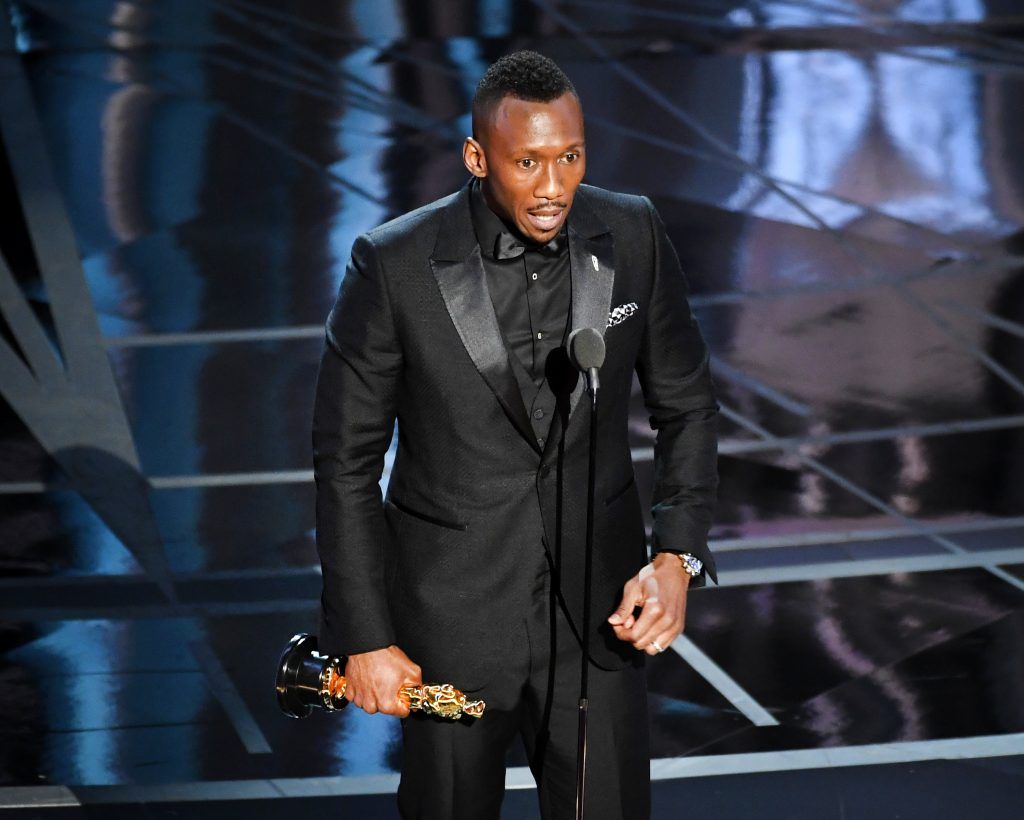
[567,327,606,372]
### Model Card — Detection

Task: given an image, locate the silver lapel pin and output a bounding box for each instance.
[590,254,599,271]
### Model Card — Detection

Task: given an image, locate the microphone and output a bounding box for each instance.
[566,327,606,818]
[567,327,606,396]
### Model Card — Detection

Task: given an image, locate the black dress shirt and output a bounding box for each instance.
[469,178,571,449]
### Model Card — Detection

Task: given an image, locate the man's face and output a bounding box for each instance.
[469,92,586,245]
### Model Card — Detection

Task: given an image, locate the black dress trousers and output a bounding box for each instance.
[396,552,651,820]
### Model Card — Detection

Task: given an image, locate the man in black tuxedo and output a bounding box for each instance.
[312,51,719,819]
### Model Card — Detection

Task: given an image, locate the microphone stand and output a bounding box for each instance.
[576,367,599,820]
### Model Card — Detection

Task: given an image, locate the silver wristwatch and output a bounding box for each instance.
[676,552,703,578]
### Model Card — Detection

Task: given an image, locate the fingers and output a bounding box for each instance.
[385,662,421,719]
[641,629,677,656]
[607,579,643,629]
[352,686,406,717]
[391,693,411,719]
[344,683,371,713]
[613,592,686,652]
[622,597,672,648]
[374,663,422,717]
[608,563,662,631]
[636,601,688,655]
[343,650,422,717]
[345,681,378,714]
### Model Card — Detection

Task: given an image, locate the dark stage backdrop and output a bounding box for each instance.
[0,1,1022,814]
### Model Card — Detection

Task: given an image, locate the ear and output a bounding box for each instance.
[462,137,487,178]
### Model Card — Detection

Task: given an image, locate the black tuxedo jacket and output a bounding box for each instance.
[313,179,719,689]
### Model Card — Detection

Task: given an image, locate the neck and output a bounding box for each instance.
[479,181,511,226]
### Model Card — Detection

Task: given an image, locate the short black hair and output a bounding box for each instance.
[472,50,578,139]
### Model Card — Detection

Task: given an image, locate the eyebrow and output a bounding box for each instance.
[513,142,586,154]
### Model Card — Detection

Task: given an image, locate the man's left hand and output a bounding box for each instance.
[607,552,691,656]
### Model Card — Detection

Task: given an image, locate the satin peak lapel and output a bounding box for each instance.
[429,186,539,453]
[565,192,615,422]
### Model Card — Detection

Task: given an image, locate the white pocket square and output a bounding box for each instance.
[607,302,639,328]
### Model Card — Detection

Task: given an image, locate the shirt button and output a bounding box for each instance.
[534,408,545,420]
[537,437,546,448]
[532,272,538,280]
[536,332,543,340]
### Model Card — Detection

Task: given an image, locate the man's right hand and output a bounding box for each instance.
[343,645,422,718]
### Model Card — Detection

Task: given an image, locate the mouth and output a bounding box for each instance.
[526,208,565,233]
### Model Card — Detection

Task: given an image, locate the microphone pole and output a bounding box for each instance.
[567,327,606,820]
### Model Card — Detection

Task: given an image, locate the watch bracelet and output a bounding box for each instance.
[668,551,703,578]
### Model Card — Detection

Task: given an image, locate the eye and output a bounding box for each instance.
[518,158,535,169]
[563,152,579,163]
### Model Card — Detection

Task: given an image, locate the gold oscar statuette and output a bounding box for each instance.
[275,633,485,720]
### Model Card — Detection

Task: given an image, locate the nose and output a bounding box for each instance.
[535,162,564,202]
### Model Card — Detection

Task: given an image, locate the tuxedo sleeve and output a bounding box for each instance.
[635,196,720,588]
[312,232,401,656]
